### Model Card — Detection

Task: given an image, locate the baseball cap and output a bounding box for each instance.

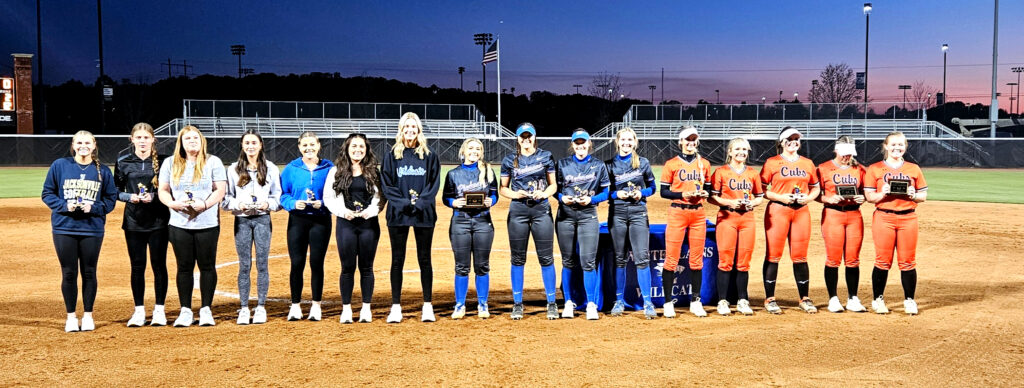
[516,123,536,137]
[571,130,590,142]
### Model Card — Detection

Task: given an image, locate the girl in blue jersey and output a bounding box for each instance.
[442,138,499,319]
[42,131,118,332]
[381,112,442,323]
[499,123,559,320]
[555,129,610,320]
[605,127,657,319]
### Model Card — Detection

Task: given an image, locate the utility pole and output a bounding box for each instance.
[97,0,105,132]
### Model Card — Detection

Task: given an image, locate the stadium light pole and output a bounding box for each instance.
[1012,67,1023,116]
[864,3,872,119]
[990,0,999,138]
[573,84,583,95]
[778,90,783,103]
[715,89,720,104]
[458,67,465,91]
[97,0,106,133]
[942,44,948,104]
[476,80,481,92]
[231,45,246,79]
[811,80,819,103]
[1007,83,1017,115]
[473,33,493,92]
[899,85,911,110]
[649,85,656,103]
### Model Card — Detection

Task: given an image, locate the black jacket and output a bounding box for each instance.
[381,147,441,227]
[114,152,170,232]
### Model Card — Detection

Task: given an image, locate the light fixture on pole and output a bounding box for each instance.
[715,89,720,104]
[649,85,656,103]
[458,67,465,91]
[1007,82,1018,115]
[1012,66,1023,115]
[231,45,246,79]
[811,80,819,103]
[473,33,493,92]
[573,84,583,95]
[899,84,912,109]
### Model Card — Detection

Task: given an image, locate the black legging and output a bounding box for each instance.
[53,234,103,313]
[388,226,434,304]
[287,213,332,303]
[337,217,380,305]
[125,229,169,306]
[169,226,219,309]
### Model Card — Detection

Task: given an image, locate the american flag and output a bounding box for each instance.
[482,41,498,64]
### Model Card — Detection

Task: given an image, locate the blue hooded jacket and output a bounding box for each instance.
[279,157,334,216]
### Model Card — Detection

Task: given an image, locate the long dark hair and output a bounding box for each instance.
[235,130,268,187]
[333,133,383,200]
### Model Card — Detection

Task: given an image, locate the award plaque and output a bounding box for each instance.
[464,192,487,208]
[888,179,910,195]
[836,185,858,198]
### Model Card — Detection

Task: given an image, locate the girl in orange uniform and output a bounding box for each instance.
[659,126,711,318]
[816,136,868,313]
[760,127,820,314]
[864,132,927,315]
[708,137,763,316]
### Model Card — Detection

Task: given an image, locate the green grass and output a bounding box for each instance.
[6,166,1024,204]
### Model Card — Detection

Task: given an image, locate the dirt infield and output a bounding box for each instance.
[1,197,1022,386]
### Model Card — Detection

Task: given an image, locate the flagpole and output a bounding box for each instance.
[496,39,502,135]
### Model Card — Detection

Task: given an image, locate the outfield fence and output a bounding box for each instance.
[4,135,1024,168]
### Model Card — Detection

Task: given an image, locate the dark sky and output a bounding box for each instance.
[2,1,1022,105]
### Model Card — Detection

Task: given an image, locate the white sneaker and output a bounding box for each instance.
[827,296,845,313]
[198,306,215,326]
[150,305,167,326]
[80,313,95,331]
[846,296,867,312]
[287,303,303,321]
[717,300,731,316]
[252,306,267,324]
[358,303,372,323]
[872,296,890,314]
[585,302,599,320]
[236,307,250,325]
[737,299,754,315]
[308,302,322,321]
[561,300,576,319]
[421,302,436,322]
[477,303,490,319]
[663,301,676,318]
[127,307,146,327]
[173,308,193,327]
[904,298,919,315]
[386,304,402,323]
[690,299,708,317]
[65,315,79,333]
[451,304,466,320]
[340,304,353,324]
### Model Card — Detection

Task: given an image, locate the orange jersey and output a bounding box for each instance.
[660,154,711,204]
[816,160,866,204]
[710,165,764,201]
[760,155,819,196]
[864,160,927,212]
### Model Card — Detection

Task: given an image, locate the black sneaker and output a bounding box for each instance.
[510,303,524,320]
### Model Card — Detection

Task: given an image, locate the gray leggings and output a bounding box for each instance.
[556,206,600,271]
[234,215,271,308]
[608,203,651,269]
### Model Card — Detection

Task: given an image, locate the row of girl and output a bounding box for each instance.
[43,112,926,332]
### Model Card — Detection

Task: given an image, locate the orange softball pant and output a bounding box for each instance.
[664,205,706,272]
[871,210,918,271]
[821,207,864,268]
[763,202,811,264]
[716,209,756,272]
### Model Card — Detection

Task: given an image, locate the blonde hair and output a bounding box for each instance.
[881,131,906,160]
[459,138,494,185]
[615,127,641,169]
[724,137,750,165]
[131,122,160,186]
[392,112,430,159]
[835,135,860,166]
[171,125,208,185]
[70,130,102,182]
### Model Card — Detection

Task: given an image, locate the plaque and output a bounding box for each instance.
[888,179,910,195]
[464,192,487,208]
[836,185,858,198]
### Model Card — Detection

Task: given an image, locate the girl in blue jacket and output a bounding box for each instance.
[41,131,118,332]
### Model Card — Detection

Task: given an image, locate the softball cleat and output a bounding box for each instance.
[510,303,524,320]
[610,300,625,316]
[451,304,466,320]
[736,299,754,316]
[765,299,782,314]
[545,303,558,320]
[643,302,658,319]
[799,298,818,314]
[478,303,490,319]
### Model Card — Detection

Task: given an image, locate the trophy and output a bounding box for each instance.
[836,185,859,199]
[464,192,487,208]
[409,189,420,205]
[304,188,316,203]
[888,179,910,196]
[625,181,640,200]
[185,189,194,204]
[353,201,365,213]
[137,183,148,196]
[792,186,801,195]
[248,194,259,211]
[73,195,84,211]
[742,190,751,203]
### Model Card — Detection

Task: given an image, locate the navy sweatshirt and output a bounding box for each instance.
[555,154,610,205]
[500,148,555,198]
[114,152,170,231]
[606,153,656,205]
[381,147,441,227]
[41,157,118,236]
[442,162,499,217]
